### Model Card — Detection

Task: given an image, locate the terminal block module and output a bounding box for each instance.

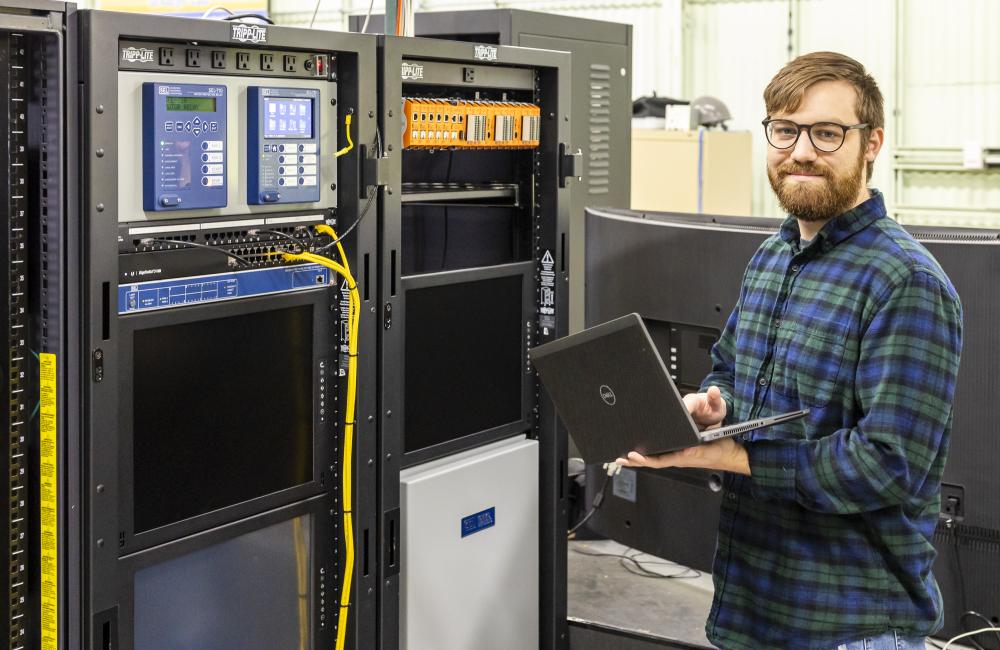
[403,98,540,150]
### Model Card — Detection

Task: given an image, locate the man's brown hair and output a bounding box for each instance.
[764,51,884,180]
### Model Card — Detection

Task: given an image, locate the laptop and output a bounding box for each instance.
[530,313,808,463]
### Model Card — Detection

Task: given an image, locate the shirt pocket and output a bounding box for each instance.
[773,326,847,408]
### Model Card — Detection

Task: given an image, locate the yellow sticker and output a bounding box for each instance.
[39,353,58,649]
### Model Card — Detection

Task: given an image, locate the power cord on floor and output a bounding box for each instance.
[572,544,701,580]
[951,523,1000,650]
[943,628,1000,650]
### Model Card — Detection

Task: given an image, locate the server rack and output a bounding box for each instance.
[374,35,572,649]
[352,9,632,332]
[77,11,379,649]
[0,2,73,648]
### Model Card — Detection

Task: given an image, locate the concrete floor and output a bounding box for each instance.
[568,539,714,648]
[566,539,973,650]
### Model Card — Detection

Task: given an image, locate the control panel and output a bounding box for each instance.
[248,86,321,204]
[142,82,228,211]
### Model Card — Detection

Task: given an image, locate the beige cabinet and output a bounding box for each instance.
[631,129,753,216]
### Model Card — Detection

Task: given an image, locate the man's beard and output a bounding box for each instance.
[767,149,865,222]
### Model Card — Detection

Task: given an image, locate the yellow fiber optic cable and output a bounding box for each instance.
[282,240,359,650]
[335,113,354,158]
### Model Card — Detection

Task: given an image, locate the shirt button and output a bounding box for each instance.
[790,264,801,274]
[727,492,737,501]
[758,377,768,386]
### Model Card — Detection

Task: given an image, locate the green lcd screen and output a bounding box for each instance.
[166,96,217,112]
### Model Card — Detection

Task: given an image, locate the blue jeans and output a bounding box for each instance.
[836,630,927,650]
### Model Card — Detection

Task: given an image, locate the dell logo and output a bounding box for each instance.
[599,385,616,406]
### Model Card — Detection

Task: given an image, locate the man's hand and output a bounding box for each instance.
[613,385,749,475]
[684,385,727,431]
[614,436,751,475]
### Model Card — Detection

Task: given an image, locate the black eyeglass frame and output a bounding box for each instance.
[761,118,869,153]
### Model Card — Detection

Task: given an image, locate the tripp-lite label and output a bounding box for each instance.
[231,22,267,44]
[460,507,496,538]
[121,46,155,64]
[401,62,424,81]
[473,45,499,62]
[142,82,228,211]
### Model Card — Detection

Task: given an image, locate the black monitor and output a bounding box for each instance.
[583,206,1000,641]
[400,262,533,466]
[118,293,332,552]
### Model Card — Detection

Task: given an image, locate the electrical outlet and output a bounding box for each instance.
[463,67,475,83]
[185,49,201,67]
[283,55,296,72]
[159,47,175,66]
[260,53,274,71]
[236,52,251,70]
[941,483,965,521]
[211,50,226,69]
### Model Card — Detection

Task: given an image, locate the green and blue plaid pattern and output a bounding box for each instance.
[700,191,963,649]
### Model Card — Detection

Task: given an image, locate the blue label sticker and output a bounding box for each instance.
[461,507,495,538]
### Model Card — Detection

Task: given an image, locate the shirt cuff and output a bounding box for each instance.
[746,439,798,501]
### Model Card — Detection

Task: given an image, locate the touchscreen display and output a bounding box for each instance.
[264,97,313,138]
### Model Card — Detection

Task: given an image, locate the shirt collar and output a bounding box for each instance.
[779,189,886,252]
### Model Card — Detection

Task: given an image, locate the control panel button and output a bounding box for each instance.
[299,143,317,153]
[202,140,224,151]
[201,152,224,163]
[159,195,182,207]
[260,191,282,202]
[300,176,317,186]
[299,165,317,176]
[202,175,224,187]
[298,154,317,165]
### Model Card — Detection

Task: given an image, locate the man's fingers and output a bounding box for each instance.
[616,448,702,469]
[706,385,722,409]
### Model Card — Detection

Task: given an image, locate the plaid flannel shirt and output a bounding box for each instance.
[701,191,963,649]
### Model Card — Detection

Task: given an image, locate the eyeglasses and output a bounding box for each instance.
[762,118,868,153]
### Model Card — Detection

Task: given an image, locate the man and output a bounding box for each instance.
[616,52,963,650]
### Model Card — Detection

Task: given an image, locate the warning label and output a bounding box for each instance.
[539,249,556,335]
[40,353,58,649]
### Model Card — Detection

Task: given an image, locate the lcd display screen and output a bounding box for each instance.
[134,516,312,649]
[404,274,524,453]
[166,96,217,112]
[132,305,314,533]
[264,97,313,138]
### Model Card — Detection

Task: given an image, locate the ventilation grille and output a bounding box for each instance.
[588,63,611,195]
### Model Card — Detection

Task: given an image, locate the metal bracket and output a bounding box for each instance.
[559,143,583,188]
[361,144,389,198]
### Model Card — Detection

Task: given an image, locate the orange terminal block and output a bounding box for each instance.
[403,98,540,150]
